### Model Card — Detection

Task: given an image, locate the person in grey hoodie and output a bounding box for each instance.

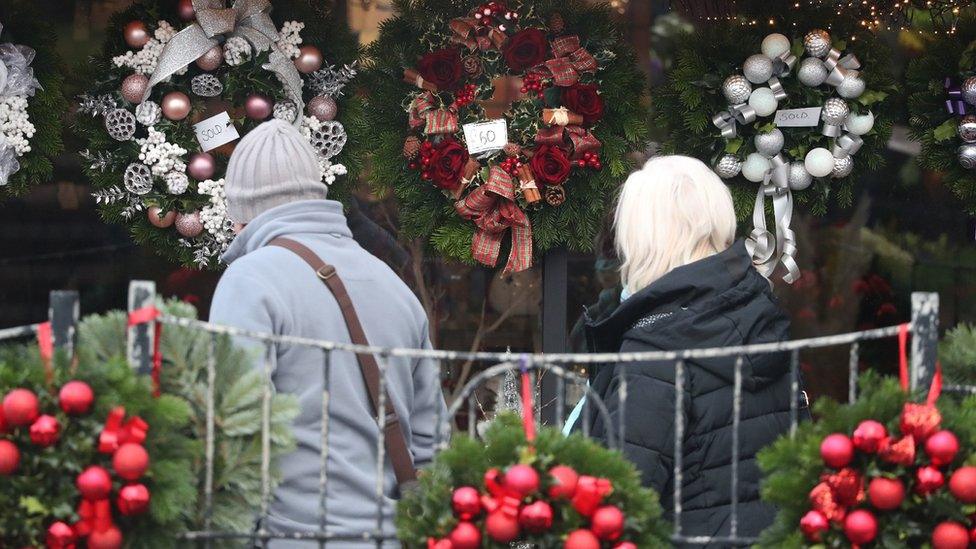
[209,119,447,547]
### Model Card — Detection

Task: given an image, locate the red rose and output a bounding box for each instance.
[430,138,469,191]
[562,83,604,125]
[417,48,463,90]
[503,28,549,73]
[530,145,572,186]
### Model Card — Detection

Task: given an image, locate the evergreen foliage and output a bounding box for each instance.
[940,323,976,387]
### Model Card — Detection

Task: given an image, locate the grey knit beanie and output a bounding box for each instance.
[224,119,327,223]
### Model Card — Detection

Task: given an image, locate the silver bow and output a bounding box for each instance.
[142,0,304,125]
[0,137,19,186]
[768,77,787,101]
[745,153,800,284]
[0,37,42,97]
[823,48,860,88]
[832,133,863,158]
[712,103,757,139]
[771,51,797,78]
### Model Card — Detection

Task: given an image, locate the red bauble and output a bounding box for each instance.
[867,477,905,510]
[799,510,829,542]
[0,439,19,475]
[852,420,887,453]
[448,521,481,549]
[916,465,946,495]
[113,443,149,480]
[0,405,7,433]
[591,505,625,541]
[504,464,540,496]
[45,520,76,549]
[87,526,123,549]
[932,521,970,549]
[925,430,960,467]
[117,483,151,516]
[76,466,113,500]
[564,529,600,549]
[613,544,638,549]
[58,381,94,415]
[428,539,452,549]
[949,466,976,503]
[3,388,39,426]
[820,433,855,469]
[518,500,554,533]
[843,509,878,545]
[485,510,520,542]
[29,415,61,447]
[451,486,482,520]
[548,465,580,500]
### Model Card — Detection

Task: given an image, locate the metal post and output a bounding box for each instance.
[910,292,939,392]
[541,247,568,425]
[127,280,156,374]
[48,290,79,361]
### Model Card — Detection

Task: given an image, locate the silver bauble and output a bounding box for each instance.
[963,76,976,106]
[832,155,854,178]
[714,154,742,179]
[135,101,162,126]
[836,74,866,99]
[105,108,137,141]
[958,144,976,169]
[958,115,976,143]
[821,97,850,125]
[743,54,774,84]
[754,128,785,157]
[722,74,752,105]
[797,57,828,87]
[803,29,832,58]
[190,74,223,97]
[788,162,813,191]
[123,163,153,195]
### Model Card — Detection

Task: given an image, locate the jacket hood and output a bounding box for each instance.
[221,199,352,264]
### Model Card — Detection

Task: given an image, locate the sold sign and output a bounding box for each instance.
[774,107,822,128]
[193,111,241,152]
[462,119,508,155]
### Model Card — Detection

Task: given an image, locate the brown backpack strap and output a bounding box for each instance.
[268,237,418,488]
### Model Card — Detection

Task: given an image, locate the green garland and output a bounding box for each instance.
[906,18,976,215]
[396,414,670,547]
[359,0,648,266]
[74,0,362,269]
[0,0,67,196]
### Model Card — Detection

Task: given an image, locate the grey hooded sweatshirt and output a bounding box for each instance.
[210,199,447,547]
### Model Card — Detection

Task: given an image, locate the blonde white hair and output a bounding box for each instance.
[615,155,736,296]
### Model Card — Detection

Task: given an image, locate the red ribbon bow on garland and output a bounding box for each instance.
[449,17,507,51]
[897,323,942,404]
[127,305,163,397]
[408,92,459,136]
[37,321,54,384]
[74,498,113,538]
[571,475,613,517]
[482,468,525,520]
[98,406,149,454]
[455,166,533,273]
[536,125,601,160]
[542,35,598,87]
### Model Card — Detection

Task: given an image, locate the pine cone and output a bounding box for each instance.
[462,55,483,78]
[545,185,566,206]
[503,143,522,157]
[403,136,421,158]
[548,12,565,34]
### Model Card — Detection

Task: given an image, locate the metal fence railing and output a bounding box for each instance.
[0,287,947,547]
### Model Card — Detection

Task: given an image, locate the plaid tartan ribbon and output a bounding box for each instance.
[408,92,459,135]
[449,17,507,51]
[542,35,598,87]
[536,125,601,160]
[455,166,533,273]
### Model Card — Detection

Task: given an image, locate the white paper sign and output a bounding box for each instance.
[774,107,822,127]
[462,119,508,155]
[193,111,241,152]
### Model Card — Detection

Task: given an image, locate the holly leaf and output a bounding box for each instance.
[725,138,743,154]
[857,90,888,106]
[933,119,958,143]
[18,496,47,516]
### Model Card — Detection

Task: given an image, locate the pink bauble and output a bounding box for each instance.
[307,95,338,121]
[162,92,191,121]
[178,0,196,21]
[925,430,960,467]
[121,73,149,104]
[176,211,204,237]
[843,509,878,545]
[933,521,970,549]
[820,433,854,468]
[188,152,217,180]
[245,94,273,120]
[195,45,223,71]
[852,420,887,453]
[294,45,323,74]
[123,21,150,48]
[59,380,94,415]
[148,206,176,228]
[77,466,112,500]
[504,464,540,496]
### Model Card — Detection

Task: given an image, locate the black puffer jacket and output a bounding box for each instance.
[583,241,801,546]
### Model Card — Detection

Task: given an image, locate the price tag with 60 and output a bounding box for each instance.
[462,119,508,155]
[193,111,241,152]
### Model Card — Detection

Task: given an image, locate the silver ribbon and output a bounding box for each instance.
[823,48,860,88]
[0,41,42,97]
[141,0,304,125]
[771,51,797,78]
[745,153,800,284]
[768,76,787,101]
[822,120,843,137]
[712,103,757,139]
[832,133,863,158]
[0,137,19,186]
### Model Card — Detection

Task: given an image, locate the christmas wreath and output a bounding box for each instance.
[655,24,893,282]
[0,0,67,196]
[75,0,362,269]
[361,0,647,272]
[906,17,976,215]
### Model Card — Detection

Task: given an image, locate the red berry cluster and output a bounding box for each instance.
[411,141,436,181]
[520,72,546,100]
[499,156,523,177]
[453,84,478,108]
[576,152,602,170]
[473,2,517,30]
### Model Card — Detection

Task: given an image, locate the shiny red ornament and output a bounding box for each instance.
[451,486,482,519]
[868,477,904,510]
[504,464,540,496]
[564,529,600,549]
[178,0,196,21]
[117,483,151,516]
[613,543,637,549]
[0,406,6,433]
[916,465,945,495]
[852,419,887,453]
[843,509,878,545]
[294,45,323,74]
[925,430,959,467]
[0,439,19,475]
[76,466,113,500]
[820,433,854,469]
[485,509,520,542]
[949,466,976,503]
[572,476,613,517]
[59,381,94,415]
[427,538,452,549]
[45,520,76,549]
[933,521,970,549]
[518,500,553,533]
[879,435,916,466]
[548,465,579,499]
[123,21,150,48]
[799,510,829,542]
[29,415,61,447]
[87,526,123,549]
[245,94,273,120]
[448,521,480,549]
[591,505,625,541]
[3,388,39,426]
[113,442,149,480]
[901,402,942,442]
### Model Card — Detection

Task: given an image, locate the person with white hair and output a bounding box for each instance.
[577,155,803,546]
